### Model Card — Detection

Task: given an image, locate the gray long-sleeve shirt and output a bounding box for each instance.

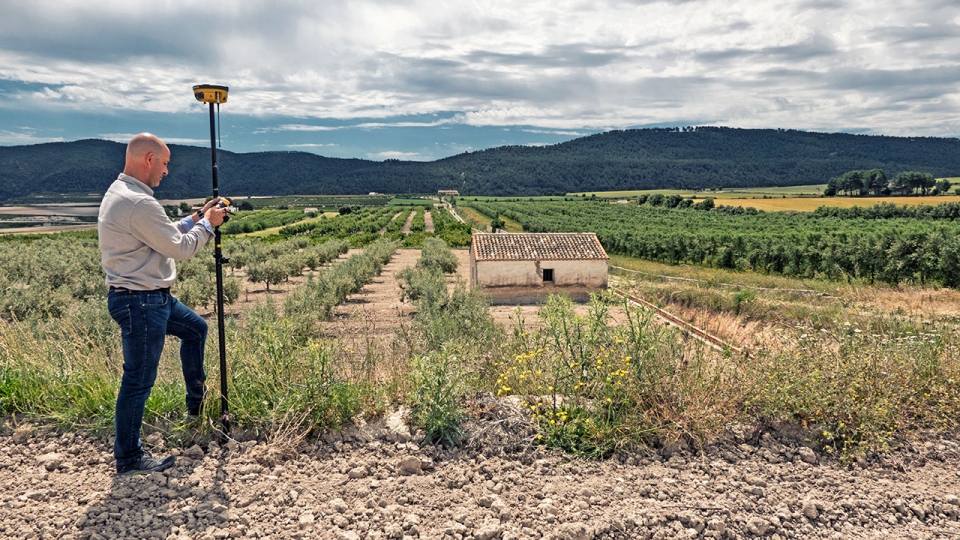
[98,173,214,290]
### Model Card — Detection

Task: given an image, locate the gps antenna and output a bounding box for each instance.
[192,84,231,436]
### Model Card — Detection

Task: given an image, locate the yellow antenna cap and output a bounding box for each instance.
[193,84,229,103]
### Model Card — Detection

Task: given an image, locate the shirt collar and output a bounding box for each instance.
[118,173,154,197]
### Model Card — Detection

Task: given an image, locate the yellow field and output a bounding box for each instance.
[717,196,960,212]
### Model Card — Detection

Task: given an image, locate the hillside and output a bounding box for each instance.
[2,127,960,201]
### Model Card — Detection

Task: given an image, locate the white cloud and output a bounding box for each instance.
[0,0,959,138]
[260,124,342,133]
[0,130,64,145]
[522,129,589,136]
[98,133,208,145]
[286,143,339,148]
[353,117,463,129]
[369,150,428,161]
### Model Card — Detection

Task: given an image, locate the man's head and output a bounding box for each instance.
[123,133,170,188]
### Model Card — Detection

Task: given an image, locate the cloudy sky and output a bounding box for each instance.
[1,0,959,161]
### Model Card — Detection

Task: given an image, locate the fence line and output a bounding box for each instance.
[610,265,829,296]
[612,289,749,359]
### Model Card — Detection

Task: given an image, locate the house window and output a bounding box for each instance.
[542,268,554,282]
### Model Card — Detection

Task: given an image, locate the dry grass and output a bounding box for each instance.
[849,285,960,322]
[455,207,491,229]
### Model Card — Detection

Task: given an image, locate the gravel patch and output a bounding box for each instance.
[2,417,959,540]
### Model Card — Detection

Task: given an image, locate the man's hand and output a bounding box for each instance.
[200,197,221,214]
[204,205,229,227]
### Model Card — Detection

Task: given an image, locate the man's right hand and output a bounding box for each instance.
[204,206,230,227]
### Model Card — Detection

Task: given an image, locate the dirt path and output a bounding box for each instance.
[401,212,416,234]
[321,249,421,341]
[424,211,434,233]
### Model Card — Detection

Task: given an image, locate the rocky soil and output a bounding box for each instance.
[2,405,959,540]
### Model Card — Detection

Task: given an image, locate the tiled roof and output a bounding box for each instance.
[471,233,609,261]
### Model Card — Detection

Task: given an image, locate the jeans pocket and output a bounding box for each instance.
[108,304,133,336]
[143,291,169,306]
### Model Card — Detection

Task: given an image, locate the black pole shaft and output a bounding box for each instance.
[208,100,230,435]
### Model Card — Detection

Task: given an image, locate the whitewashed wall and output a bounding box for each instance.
[473,259,607,288]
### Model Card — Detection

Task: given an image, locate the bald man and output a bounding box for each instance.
[98,133,229,476]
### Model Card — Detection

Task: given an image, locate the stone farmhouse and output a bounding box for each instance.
[469,232,609,304]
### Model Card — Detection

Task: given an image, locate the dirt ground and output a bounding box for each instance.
[4,248,960,539]
[2,413,959,540]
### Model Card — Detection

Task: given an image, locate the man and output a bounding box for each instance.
[98,133,229,476]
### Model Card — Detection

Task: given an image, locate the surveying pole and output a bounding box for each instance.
[192,84,231,435]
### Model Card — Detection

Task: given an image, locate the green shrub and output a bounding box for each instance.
[417,237,458,274]
[410,350,466,446]
[498,294,713,458]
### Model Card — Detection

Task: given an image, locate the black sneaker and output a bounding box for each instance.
[117,452,176,476]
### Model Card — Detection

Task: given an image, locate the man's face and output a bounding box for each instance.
[144,148,170,188]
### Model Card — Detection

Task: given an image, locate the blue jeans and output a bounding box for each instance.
[108,288,207,470]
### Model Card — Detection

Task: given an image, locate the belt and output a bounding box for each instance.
[109,287,170,293]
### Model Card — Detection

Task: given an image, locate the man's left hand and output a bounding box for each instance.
[200,197,222,214]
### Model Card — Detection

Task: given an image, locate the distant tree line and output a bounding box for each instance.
[637,193,716,210]
[824,169,951,197]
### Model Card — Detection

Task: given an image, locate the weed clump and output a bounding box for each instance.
[410,350,466,446]
[398,240,501,444]
[746,322,960,459]
[498,293,740,458]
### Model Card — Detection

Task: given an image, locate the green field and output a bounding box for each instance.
[463,198,960,287]
[388,198,436,206]
[459,195,568,202]
[245,211,339,237]
[238,195,392,209]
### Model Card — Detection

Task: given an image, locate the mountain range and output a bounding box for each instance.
[2,127,959,202]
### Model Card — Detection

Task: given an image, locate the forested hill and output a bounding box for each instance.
[3,127,960,201]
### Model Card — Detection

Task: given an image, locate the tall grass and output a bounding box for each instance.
[398,239,502,444]
[499,293,740,457]
[746,322,960,456]
[0,238,401,438]
[225,302,367,432]
[0,300,184,431]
